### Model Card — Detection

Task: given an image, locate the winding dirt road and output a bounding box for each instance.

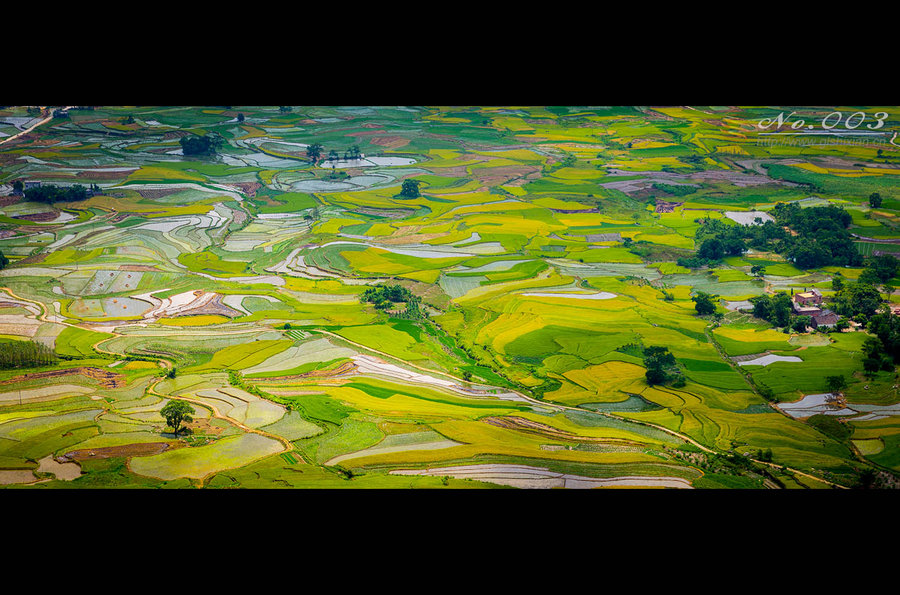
[0,106,75,148]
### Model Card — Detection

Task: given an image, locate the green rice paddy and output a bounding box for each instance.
[1,104,898,490]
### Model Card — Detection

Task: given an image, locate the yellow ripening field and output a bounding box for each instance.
[549,167,608,181]
[608,156,691,171]
[341,248,413,275]
[366,223,396,237]
[491,116,536,132]
[531,197,594,210]
[562,361,648,395]
[471,148,545,163]
[314,217,365,234]
[554,213,633,226]
[479,311,548,354]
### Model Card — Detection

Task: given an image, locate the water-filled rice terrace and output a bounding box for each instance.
[2,104,900,490]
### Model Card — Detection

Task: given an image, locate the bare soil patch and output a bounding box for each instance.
[368,135,411,149]
[230,182,261,197]
[257,360,357,382]
[12,211,59,222]
[63,441,181,461]
[13,253,47,266]
[174,293,242,318]
[75,169,131,180]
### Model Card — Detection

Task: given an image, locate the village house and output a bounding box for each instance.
[810,309,840,330]
[792,288,823,315]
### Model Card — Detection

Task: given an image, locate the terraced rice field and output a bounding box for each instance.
[2,104,899,491]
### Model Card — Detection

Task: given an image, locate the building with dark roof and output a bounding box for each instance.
[811,309,840,329]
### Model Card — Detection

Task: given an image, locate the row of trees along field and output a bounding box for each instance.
[0,340,57,369]
[306,143,364,163]
[22,183,100,204]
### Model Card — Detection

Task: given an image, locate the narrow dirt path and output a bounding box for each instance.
[0,106,75,148]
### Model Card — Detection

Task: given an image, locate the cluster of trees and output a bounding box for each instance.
[0,340,57,369]
[0,250,8,270]
[398,179,421,198]
[362,284,422,317]
[643,346,685,387]
[691,291,718,316]
[858,254,900,287]
[24,183,97,204]
[859,308,900,375]
[832,281,883,320]
[179,133,223,156]
[749,292,793,327]
[770,203,862,269]
[306,143,362,164]
[326,145,361,161]
[681,203,863,270]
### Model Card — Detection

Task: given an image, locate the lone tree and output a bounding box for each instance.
[306,143,323,163]
[399,179,421,198]
[160,399,196,436]
[870,192,883,209]
[750,264,765,278]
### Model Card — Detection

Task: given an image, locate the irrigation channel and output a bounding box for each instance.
[1,286,846,489]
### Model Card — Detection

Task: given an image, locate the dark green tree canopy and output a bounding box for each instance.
[179,133,223,156]
[642,346,681,386]
[833,282,883,319]
[750,292,792,327]
[25,184,89,204]
[399,179,421,198]
[692,291,718,316]
[870,192,883,209]
[688,204,862,271]
[160,400,196,436]
[306,143,323,162]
